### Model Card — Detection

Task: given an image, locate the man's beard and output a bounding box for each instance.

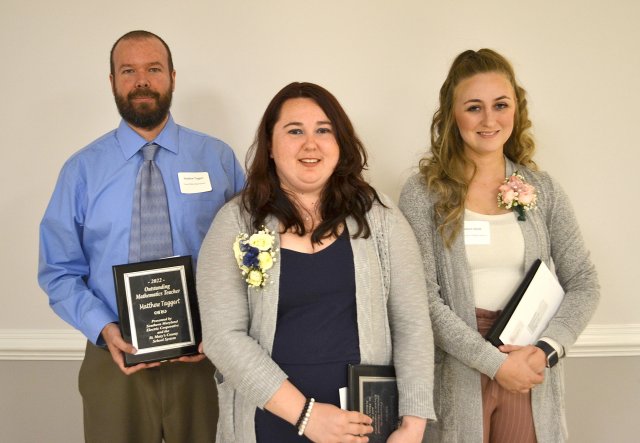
[114,86,173,130]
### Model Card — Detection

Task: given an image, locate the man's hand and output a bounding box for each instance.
[170,342,207,363]
[101,323,160,375]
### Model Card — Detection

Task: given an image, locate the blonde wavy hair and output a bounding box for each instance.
[420,48,537,247]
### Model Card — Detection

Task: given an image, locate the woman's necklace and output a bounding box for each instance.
[286,187,320,231]
[301,200,319,229]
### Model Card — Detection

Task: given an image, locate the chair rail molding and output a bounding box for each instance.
[1,324,639,360]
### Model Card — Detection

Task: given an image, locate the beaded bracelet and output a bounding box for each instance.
[295,398,311,429]
[297,397,315,436]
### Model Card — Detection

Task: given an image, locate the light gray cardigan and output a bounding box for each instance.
[399,161,599,443]
[197,195,436,442]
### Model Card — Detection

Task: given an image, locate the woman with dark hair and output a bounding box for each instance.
[399,49,599,442]
[198,82,435,443]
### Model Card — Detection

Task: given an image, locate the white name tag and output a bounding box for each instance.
[464,220,490,245]
[178,172,212,194]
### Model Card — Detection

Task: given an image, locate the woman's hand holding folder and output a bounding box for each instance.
[494,345,546,394]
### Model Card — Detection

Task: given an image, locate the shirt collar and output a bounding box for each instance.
[117,114,180,160]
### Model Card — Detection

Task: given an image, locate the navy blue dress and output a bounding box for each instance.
[255,229,361,442]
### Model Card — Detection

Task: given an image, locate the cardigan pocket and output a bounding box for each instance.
[433,355,456,432]
[214,369,236,441]
[551,361,569,440]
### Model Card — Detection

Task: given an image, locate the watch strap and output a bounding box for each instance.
[535,340,559,368]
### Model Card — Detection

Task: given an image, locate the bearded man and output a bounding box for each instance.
[38,30,244,442]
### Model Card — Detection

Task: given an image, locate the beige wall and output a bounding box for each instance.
[1,0,638,441]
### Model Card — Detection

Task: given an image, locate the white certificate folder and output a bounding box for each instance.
[486,259,565,347]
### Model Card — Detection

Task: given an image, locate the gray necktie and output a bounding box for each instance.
[129,143,173,262]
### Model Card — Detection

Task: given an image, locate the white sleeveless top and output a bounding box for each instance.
[464,209,525,311]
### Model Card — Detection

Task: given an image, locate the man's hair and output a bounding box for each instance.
[110,30,174,76]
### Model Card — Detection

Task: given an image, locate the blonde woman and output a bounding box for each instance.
[399,49,599,442]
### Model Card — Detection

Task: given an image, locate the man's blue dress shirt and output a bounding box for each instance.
[38,116,245,344]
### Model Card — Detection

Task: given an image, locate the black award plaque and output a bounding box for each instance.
[112,256,201,366]
[347,364,399,442]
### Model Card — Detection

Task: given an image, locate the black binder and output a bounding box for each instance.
[485,259,542,347]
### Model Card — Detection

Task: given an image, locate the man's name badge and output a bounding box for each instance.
[178,172,212,194]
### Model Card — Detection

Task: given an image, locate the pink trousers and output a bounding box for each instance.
[476,308,537,443]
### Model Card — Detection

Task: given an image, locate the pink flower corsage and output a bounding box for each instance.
[497,171,537,221]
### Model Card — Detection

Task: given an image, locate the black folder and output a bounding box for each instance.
[485,259,542,347]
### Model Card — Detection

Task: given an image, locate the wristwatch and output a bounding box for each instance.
[535,340,559,368]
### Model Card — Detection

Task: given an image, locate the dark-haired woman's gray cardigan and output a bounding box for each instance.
[197,195,436,442]
[399,162,599,443]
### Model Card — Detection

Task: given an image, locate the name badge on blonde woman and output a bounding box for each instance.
[464,220,491,245]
